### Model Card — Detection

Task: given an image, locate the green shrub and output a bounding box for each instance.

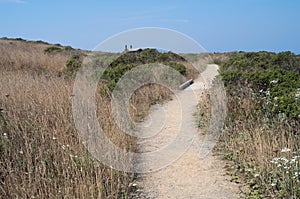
[14,38,26,41]
[64,54,82,76]
[34,40,50,45]
[165,62,186,76]
[100,49,188,92]
[44,46,63,53]
[157,53,169,62]
[219,51,300,198]
[221,52,300,120]
[64,46,74,51]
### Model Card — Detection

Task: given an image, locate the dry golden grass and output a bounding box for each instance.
[0,39,77,72]
[0,38,180,198]
[129,84,172,122]
[0,70,136,198]
[196,90,211,132]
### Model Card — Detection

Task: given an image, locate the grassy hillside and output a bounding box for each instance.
[0,38,192,198]
[214,51,300,198]
[0,38,84,72]
[2,37,298,198]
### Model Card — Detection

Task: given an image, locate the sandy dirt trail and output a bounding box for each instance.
[132,64,242,199]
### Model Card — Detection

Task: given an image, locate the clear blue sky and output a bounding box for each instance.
[1,0,299,53]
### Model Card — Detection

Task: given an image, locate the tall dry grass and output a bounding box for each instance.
[0,39,180,198]
[129,84,172,122]
[217,86,299,198]
[0,70,136,198]
[0,39,71,72]
[0,39,134,198]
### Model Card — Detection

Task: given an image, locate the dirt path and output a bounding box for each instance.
[132,64,242,199]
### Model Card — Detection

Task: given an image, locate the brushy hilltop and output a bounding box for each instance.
[212,51,300,198]
[0,37,194,198]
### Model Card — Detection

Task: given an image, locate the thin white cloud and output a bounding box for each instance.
[0,0,27,3]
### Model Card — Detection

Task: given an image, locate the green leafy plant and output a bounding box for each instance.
[221,51,300,120]
[44,46,63,53]
[217,51,300,198]
[64,46,74,51]
[63,54,82,76]
[100,49,188,92]
[269,148,300,198]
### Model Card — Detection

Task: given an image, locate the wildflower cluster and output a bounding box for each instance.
[254,87,281,120]
[270,148,300,198]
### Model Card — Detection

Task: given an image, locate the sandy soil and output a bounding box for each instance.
[132,65,243,199]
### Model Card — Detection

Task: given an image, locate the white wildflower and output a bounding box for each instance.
[52,137,57,140]
[271,183,276,187]
[296,88,300,99]
[281,147,291,153]
[271,157,280,164]
[273,157,280,161]
[270,80,278,84]
[293,156,300,159]
[19,150,23,154]
[280,157,289,162]
[254,173,260,177]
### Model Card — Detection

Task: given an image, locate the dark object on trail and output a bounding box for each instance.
[179,79,194,90]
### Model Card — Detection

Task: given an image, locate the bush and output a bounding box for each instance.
[33,40,50,45]
[44,46,63,53]
[218,51,300,198]
[221,52,300,120]
[64,46,74,51]
[100,49,188,92]
[64,54,82,76]
[165,62,186,76]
